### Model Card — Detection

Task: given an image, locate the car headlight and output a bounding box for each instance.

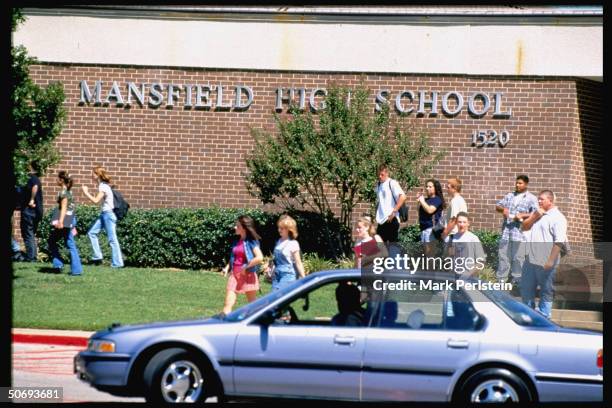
[88,339,116,353]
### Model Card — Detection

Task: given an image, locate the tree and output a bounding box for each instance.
[11,8,66,186]
[245,83,444,253]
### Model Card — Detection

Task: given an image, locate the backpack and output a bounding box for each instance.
[112,188,130,221]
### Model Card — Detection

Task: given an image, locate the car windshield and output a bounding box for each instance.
[481,288,555,328]
[222,274,318,322]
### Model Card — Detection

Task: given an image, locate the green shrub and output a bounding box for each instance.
[472,229,501,271]
[302,253,336,275]
[36,206,351,269]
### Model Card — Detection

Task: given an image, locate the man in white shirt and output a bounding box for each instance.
[375,164,406,244]
[520,190,568,318]
[446,212,486,278]
[441,177,468,242]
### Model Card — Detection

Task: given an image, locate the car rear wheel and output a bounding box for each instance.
[457,368,532,403]
[143,347,221,403]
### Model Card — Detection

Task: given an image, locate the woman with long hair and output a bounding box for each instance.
[81,166,124,267]
[221,215,264,315]
[48,171,83,276]
[416,179,445,256]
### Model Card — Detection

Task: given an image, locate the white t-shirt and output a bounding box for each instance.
[525,207,568,267]
[449,230,486,273]
[375,178,405,224]
[445,194,468,235]
[99,182,114,213]
[274,238,300,265]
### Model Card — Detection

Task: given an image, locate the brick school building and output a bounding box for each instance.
[13,6,603,248]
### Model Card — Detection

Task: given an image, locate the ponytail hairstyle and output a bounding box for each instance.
[58,170,73,190]
[93,166,112,184]
[357,216,377,237]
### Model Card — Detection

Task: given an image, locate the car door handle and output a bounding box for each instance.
[334,335,356,346]
[447,339,469,349]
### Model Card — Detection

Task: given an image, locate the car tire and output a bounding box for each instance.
[143,347,222,403]
[456,367,532,403]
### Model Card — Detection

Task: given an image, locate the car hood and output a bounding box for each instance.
[91,317,225,338]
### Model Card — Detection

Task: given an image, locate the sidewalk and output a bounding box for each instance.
[12,328,94,347]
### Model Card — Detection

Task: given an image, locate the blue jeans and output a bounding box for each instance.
[48,226,83,275]
[497,239,525,282]
[20,207,41,261]
[520,259,556,318]
[88,211,124,267]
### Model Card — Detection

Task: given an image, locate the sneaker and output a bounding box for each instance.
[91,259,103,266]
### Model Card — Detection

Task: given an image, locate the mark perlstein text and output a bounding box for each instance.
[371,279,513,292]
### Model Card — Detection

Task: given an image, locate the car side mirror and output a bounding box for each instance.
[259,309,280,326]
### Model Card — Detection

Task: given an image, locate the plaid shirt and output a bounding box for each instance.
[497,191,538,242]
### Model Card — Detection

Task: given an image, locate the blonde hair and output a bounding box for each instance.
[93,166,112,184]
[277,215,298,239]
[356,216,377,237]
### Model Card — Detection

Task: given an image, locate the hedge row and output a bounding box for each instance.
[37,206,350,269]
[36,206,500,270]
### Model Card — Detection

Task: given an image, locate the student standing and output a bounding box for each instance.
[81,166,124,267]
[20,162,44,262]
[441,177,468,242]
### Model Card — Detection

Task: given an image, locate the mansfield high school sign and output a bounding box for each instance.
[79,80,514,147]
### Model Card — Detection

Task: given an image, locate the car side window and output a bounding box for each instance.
[444,289,481,331]
[272,279,370,327]
[370,288,445,330]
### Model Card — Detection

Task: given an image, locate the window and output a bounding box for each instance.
[268,278,373,327]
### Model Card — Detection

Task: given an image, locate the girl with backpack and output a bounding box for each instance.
[81,166,124,268]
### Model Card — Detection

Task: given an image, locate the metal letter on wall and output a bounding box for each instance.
[417,91,439,116]
[195,85,212,109]
[395,91,415,114]
[309,88,327,112]
[468,92,491,116]
[166,84,182,107]
[441,91,464,116]
[375,90,390,112]
[183,84,194,108]
[105,81,125,106]
[79,80,103,105]
[215,83,232,110]
[148,83,164,107]
[234,86,254,111]
[126,82,145,107]
[492,92,512,118]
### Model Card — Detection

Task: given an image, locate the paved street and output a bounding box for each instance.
[11,343,144,403]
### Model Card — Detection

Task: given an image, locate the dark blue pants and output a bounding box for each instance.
[20,208,41,262]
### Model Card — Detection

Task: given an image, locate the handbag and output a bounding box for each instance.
[50,207,75,229]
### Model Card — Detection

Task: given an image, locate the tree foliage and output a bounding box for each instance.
[245,83,444,243]
[11,8,66,186]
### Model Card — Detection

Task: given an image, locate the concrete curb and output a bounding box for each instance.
[12,328,93,347]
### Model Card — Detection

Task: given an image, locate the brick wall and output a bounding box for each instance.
[26,64,603,245]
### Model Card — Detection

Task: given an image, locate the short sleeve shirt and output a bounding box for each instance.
[418,196,443,231]
[450,231,486,273]
[99,182,114,212]
[525,207,568,267]
[24,175,44,216]
[376,179,405,224]
[274,239,300,265]
[497,191,538,242]
[57,189,75,213]
[445,195,468,235]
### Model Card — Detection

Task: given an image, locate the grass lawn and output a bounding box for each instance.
[12,262,276,331]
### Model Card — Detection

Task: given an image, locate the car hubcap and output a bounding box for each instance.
[161,360,204,402]
[470,379,519,403]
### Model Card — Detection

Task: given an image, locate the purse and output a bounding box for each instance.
[50,207,75,229]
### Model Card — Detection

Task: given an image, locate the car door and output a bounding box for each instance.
[361,287,482,401]
[232,279,366,400]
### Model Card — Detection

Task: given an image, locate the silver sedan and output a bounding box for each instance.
[74,270,603,403]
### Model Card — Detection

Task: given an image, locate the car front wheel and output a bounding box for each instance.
[143,347,220,403]
[457,368,532,403]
